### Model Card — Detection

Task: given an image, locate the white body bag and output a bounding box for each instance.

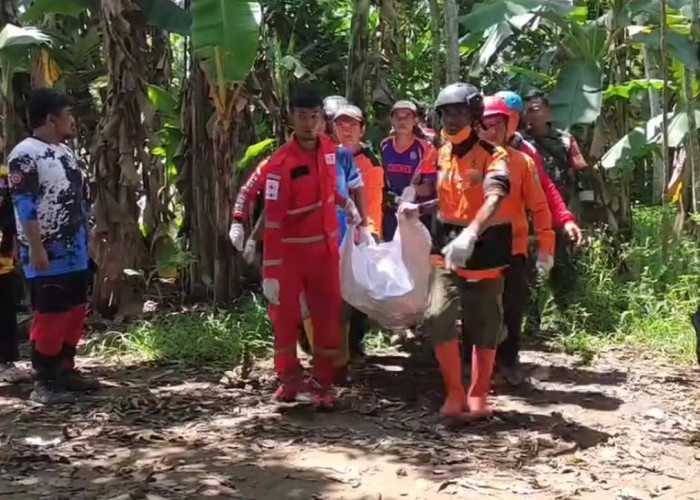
[340,212,432,328]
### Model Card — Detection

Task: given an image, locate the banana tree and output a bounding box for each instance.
[191,0,261,302]
[0,23,51,147]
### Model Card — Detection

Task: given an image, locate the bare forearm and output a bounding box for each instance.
[468,194,503,236]
[23,220,43,249]
[352,186,368,226]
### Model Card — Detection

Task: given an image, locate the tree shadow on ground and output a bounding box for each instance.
[0,326,630,500]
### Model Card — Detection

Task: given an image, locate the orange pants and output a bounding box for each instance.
[269,245,341,387]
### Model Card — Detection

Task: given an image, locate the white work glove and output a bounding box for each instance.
[343,198,362,226]
[262,279,280,305]
[242,238,257,265]
[536,253,554,276]
[401,185,416,203]
[441,227,478,271]
[397,201,419,220]
[357,226,374,246]
[228,222,245,252]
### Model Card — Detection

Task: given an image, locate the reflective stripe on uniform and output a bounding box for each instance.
[265,221,281,229]
[288,200,322,215]
[430,255,506,281]
[263,259,283,267]
[286,195,335,216]
[281,229,338,244]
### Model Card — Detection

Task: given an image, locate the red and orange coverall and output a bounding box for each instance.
[261,135,347,387]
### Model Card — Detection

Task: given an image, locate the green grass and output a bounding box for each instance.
[543,206,699,363]
[86,294,272,367]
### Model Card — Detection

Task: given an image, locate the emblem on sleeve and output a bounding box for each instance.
[8,172,23,188]
[265,178,280,201]
[324,153,336,165]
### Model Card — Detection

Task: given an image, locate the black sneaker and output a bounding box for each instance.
[59,369,101,392]
[29,382,74,405]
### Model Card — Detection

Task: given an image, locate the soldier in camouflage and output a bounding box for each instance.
[523,91,588,334]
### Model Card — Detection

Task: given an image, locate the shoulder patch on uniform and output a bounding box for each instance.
[265,177,280,201]
[8,172,23,188]
[324,153,336,165]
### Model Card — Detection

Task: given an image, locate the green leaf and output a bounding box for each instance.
[549,60,604,129]
[192,0,262,84]
[600,126,650,170]
[469,22,513,77]
[632,28,700,71]
[507,65,557,87]
[238,139,275,169]
[666,107,700,148]
[134,0,193,36]
[460,0,573,33]
[603,79,667,101]
[147,84,178,119]
[21,0,94,23]
[0,24,52,51]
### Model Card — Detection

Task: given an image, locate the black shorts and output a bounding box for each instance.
[29,270,89,314]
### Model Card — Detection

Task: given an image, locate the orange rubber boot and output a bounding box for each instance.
[434,340,467,417]
[467,346,497,418]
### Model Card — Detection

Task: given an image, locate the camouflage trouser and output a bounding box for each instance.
[525,229,579,333]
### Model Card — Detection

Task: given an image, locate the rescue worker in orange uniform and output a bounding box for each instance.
[404,83,511,419]
[475,96,554,384]
[258,85,362,410]
[332,104,384,361]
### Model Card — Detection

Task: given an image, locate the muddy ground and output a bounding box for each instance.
[1,343,699,500]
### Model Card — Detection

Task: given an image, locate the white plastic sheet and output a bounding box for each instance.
[340,212,432,328]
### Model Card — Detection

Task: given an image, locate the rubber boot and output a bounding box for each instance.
[692,307,700,366]
[467,346,497,418]
[434,340,467,417]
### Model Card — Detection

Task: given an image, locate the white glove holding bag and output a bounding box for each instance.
[242,238,257,265]
[357,226,374,246]
[229,222,245,252]
[343,198,362,226]
[441,226,478,271]
[262,279,280,305]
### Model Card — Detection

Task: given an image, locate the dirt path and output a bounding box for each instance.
[1,345,699,500]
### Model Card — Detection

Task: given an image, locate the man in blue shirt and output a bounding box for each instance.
[8,89,100,405]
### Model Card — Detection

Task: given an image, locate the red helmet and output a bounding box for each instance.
[481,96,510,118]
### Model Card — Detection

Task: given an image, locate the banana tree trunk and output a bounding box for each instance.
[427,0,441,104]
[642,45,666,204]
[91,0,150,316]
[688,0,700,214]
[0,0,21,151]
[444,0,460,83]
[346,0,371,109]
[178,64,216,299]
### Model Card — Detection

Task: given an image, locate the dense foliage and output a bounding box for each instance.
[0,0,699,360]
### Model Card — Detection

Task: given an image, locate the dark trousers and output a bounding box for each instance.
[526,230,578,332]
[0,273,19,363]
[497,255,529,366]
[348,307,367,355]
[382,207,432,242]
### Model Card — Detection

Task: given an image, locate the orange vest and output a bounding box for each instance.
[354,149,384,236]
[432,131,511,280]
[503,147,554,257]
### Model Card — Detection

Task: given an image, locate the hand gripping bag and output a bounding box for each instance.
[340,212,432,328]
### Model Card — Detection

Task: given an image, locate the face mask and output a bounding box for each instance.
[441,126,473,145]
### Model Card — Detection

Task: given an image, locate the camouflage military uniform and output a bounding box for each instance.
[524,128,587,333]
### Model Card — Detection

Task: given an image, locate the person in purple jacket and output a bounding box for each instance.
[380,100,438,241]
